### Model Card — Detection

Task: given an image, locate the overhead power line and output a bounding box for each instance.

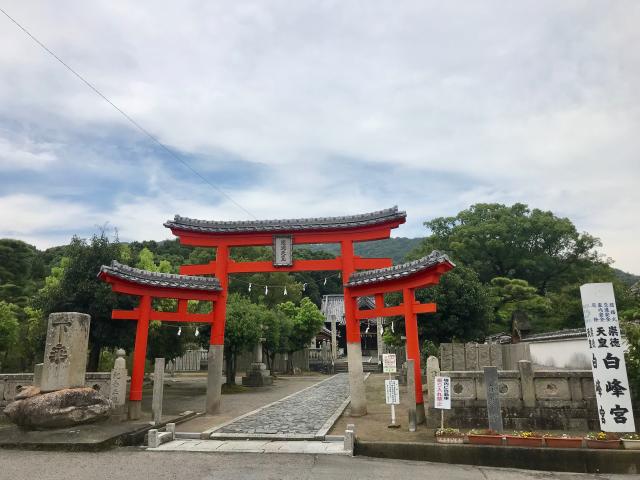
[0,7,256,219]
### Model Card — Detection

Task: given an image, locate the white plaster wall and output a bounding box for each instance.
[529,339,591,369]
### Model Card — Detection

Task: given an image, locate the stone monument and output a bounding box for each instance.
[484,366,504,432]
[425,356,440,409]
[110,349,127,421]
[242,338,273,387]
[41,312,90,392]
[3,312,111,429]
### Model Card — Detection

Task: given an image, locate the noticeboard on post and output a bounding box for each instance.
[580,283,636,432]
[385,379,400,405]
[434,376,451,410]
[382,353,397,373]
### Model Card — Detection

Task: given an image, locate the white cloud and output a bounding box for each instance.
[0,1,638,272]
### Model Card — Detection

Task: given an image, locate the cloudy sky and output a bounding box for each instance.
[1,1,639,273]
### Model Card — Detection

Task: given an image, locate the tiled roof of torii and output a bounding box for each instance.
[164,206,406,234]
[346,251,454,287]
[99,261,222,291]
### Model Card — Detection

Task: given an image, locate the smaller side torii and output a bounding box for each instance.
[345,251,455,423]
[98,261,222,419]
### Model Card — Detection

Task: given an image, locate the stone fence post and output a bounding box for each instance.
[518,360,536,408]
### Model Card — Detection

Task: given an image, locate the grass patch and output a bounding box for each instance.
[221,383,250,394]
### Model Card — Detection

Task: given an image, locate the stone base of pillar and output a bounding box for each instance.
[416,402,426,425]
[347,341,367,416]
[241,363,273,387]
[128,400,142,420]
[206,344,224,415]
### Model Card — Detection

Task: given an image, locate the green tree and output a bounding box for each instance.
[416,203,605,292]
[0,239,46,306]
[488,277,551,333]
[0,301,20,369]
[223,294,263,385]
[277,298,325,372]
[36,233,136,371]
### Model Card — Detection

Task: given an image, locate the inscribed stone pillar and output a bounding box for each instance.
[110,349,128,418]
[425,356,440,409]
[484,366,503,433]
[152,358,165,426]
[41,312,90,392]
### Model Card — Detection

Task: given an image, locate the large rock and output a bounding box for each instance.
[3,387,112,429]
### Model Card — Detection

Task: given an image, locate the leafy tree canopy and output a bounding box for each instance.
[415,203,605,292]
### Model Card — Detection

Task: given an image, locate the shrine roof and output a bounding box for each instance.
[99,261,221,291]
[346,251,454,287]
[164,206,406,234]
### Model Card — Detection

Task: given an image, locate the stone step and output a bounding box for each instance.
[147,439,349,455]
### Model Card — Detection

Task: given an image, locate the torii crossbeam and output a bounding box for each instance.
[345,251,455,423]
[98,261,222,419]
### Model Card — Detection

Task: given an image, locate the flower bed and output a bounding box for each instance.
[467,429,503,446]
[585,432,620,450]
[505,432,543,447]
[435,428,465,444]
[543,435,583,449]
[621,433,640,450]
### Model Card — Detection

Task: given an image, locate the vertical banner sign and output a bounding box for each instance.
[382,353,397,373]
[580,283,636,432]
[272,235,293,267]
[385,379,400,404]
[434,376,451,410]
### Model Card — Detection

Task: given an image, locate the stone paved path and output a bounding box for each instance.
[211,374,349,438]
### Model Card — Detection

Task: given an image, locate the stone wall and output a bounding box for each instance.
[425,365,600,430]
[439,342,531,371]
[0,373,112,407]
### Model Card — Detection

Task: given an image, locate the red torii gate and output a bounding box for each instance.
[345,252,455,422]
[98,261,222,419]
[165,207,406,415]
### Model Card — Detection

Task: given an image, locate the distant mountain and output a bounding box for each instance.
[304,237,424,264]
[613,268,640,286]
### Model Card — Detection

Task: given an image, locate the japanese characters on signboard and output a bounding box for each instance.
[385,379,400,405]
[382,353,397,373]
[580,283,636,432]
[272,235,293,267]
[434,376,451,410]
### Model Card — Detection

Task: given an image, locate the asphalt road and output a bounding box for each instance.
[0,448,637,480]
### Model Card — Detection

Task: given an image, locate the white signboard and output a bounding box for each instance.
[272,235,293,267]
[434,376,451,410]
[385,379,400,405]
[382,353,397,373]
[580,283,635,432]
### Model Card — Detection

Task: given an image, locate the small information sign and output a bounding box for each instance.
[382,353,397,373]
[385,379,400,405]
[434,376,451,410]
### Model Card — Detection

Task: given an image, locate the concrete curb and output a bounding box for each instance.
[0,410,199,452]
[355,440,640,474]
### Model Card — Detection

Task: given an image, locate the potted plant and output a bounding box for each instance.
[621,433,640,450]
[543,433,583,449]
[585,432,620,449]
[467,428,503,446]
[435,428,465,444]
[505,431,543,447]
